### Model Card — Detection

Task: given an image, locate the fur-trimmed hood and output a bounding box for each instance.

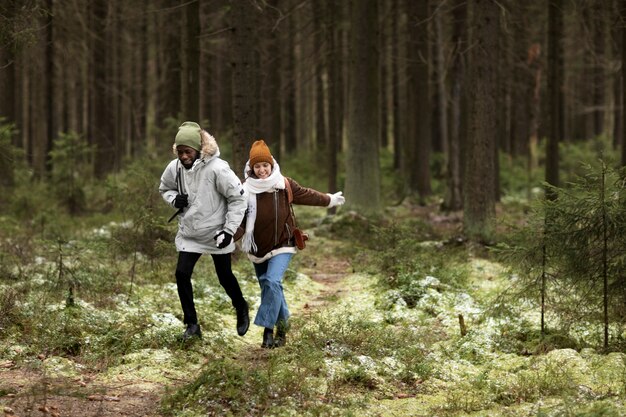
[172,129,220,160]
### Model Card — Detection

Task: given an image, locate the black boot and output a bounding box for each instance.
[274,320,288,348]
[236,302,250,336]
[182,323,202,340]
[261,327,274,349]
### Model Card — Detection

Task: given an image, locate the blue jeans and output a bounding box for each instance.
[253,253,293,329]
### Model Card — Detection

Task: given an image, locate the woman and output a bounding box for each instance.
[238,140,345,348]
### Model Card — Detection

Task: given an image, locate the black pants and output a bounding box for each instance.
[175,251,246,325]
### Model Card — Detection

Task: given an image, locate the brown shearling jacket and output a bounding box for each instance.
[235,177,330,258]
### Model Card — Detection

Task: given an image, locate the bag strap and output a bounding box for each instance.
[284,177,293,204]
[284,178,299,227]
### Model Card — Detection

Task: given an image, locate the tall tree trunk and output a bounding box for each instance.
[46,0,56,170]
[546,0,563,192]
[183,0,200,122]
[463,0,498,242]
[622,0,626,166]
[527,43,542,199]
[313,0,327,152]
[345,0,380,214]
[282,2,296,155]
[0,1,16,126]
[406,0,431,201]
[211,3,231,132]
[26,12,44,176]
[434,3,448,160]
[326,0,339,212]
[92,0,114,177]
[259,0,281,154]
[230,0,258,174]
[295,5,312,152]
[145,7,158,157]
[338,1,349,150]
[110,0,121,170]
[592,1,605,137]
[442,0,466,211]
[379,2,389,150]
[391,0,401,171]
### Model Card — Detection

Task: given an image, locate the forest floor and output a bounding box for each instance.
[2,203,625,416]
[0,220,367,417]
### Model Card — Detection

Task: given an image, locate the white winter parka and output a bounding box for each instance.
[159,134,246,254]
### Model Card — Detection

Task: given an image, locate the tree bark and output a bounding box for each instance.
[623,0,626,166]
[145,6,158,157]
[183,0,200,122]
[546,0,563,193]
[326,0,339,213]
[230,0,258,176]
[442,0,466,211]
[592,1,605,137]
[463,0,498,241]
[406,0,431,201]
[259,0,281,154]
[391,0,401,171]
[91,0,115,177]
[282,1,296,155]
[313,0,327,152]
[0,1,16,126]
[434,4,448,159]
[345,0,380,214]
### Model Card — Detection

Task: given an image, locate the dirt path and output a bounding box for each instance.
[0,366,163,417]
[301,257,351,310]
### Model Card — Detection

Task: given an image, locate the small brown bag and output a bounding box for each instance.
[284,178,308,250]
[293,228,309,250]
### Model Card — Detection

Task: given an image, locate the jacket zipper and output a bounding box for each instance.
[274,191,278,246]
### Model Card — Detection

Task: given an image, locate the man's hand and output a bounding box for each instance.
[173,194,188,209]
[214,230,233,249]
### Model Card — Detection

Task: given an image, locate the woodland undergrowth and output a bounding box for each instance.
[0,132,626,416]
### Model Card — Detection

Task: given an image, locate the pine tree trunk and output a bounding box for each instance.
[406,0,431,200]
[379,3,389,150]
[92,0,114,177]
[0,2,16,127]
[230,0,258,174]
[442,0,465,211]
[546,0,563,193]
[601,164,609,349]
[326,0,339,207]
[313,0,327,152]
[145,8,158,158]
[259,0,281,154]
[434,6,448,159]
[345,0,380,214]
[46,0,56,171]
[184,0,200,122]
[463,0,497,241]
[592,1,605,137]
[391,0,401,171]
[622,0,626,166]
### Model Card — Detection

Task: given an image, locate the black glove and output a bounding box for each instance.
[173,194,188,209]
[214,230,233,249]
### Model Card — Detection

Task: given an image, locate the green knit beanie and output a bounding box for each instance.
[175,121,202,151]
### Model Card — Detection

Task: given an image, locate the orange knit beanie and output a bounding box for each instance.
[249,140,273,167]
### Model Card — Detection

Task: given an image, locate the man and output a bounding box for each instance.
[159,121,249,340]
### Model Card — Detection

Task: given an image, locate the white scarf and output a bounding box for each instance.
[241,159,285,253]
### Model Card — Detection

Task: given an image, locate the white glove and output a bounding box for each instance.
[327,191,345,208]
